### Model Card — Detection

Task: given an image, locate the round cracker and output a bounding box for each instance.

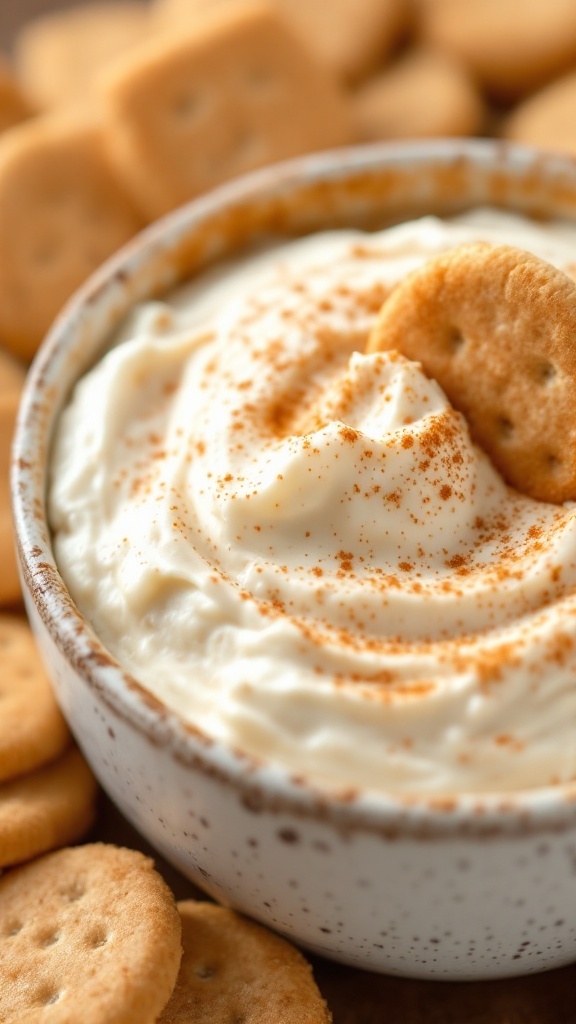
[367,242,576,504]
[0,843,182,1024]
[0,615,70,783]
[158,900,331,1023]
[0,746,97,868]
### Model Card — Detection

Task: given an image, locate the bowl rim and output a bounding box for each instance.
[12,137,576,837]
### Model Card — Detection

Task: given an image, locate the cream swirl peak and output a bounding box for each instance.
[49,210,576,795]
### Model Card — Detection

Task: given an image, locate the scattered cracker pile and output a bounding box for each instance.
[0,0,574,363]
[0,844,183,1024]
[0,611,330,1020]
[0,600,328,1022]
[0,615,98,869]
[0,844,331,1023]
[2,4,576,1017]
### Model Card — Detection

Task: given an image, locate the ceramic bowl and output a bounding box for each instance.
[12,139,576,980]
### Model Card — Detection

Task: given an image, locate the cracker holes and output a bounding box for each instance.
[534,361,557,384]
[497,416,514,439]
[59,882,85,903]
[39,930,60,948]
[86,926,110,950]
[4,922,22,938]
[447,326,465,351]
[35,986,61,1007]
[171,92,204,121]
[195,964,216,980]
[244,65,277,92]
[546,453,562,473]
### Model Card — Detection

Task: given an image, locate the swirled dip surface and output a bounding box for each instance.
[50,210,576,795]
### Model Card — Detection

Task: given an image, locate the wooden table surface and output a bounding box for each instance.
[3,0,576,1018]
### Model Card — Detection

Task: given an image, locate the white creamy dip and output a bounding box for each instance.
[49,210,576,795]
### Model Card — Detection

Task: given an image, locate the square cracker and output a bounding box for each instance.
[0,112,145,361]
[152,0,409,83]
[14,1,152,110]
[99,1,354,220]
[272,0,409,83]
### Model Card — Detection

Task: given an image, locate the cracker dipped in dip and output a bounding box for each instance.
[49,208,576,796]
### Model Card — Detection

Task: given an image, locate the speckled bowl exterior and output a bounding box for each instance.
[12,140,576,980]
